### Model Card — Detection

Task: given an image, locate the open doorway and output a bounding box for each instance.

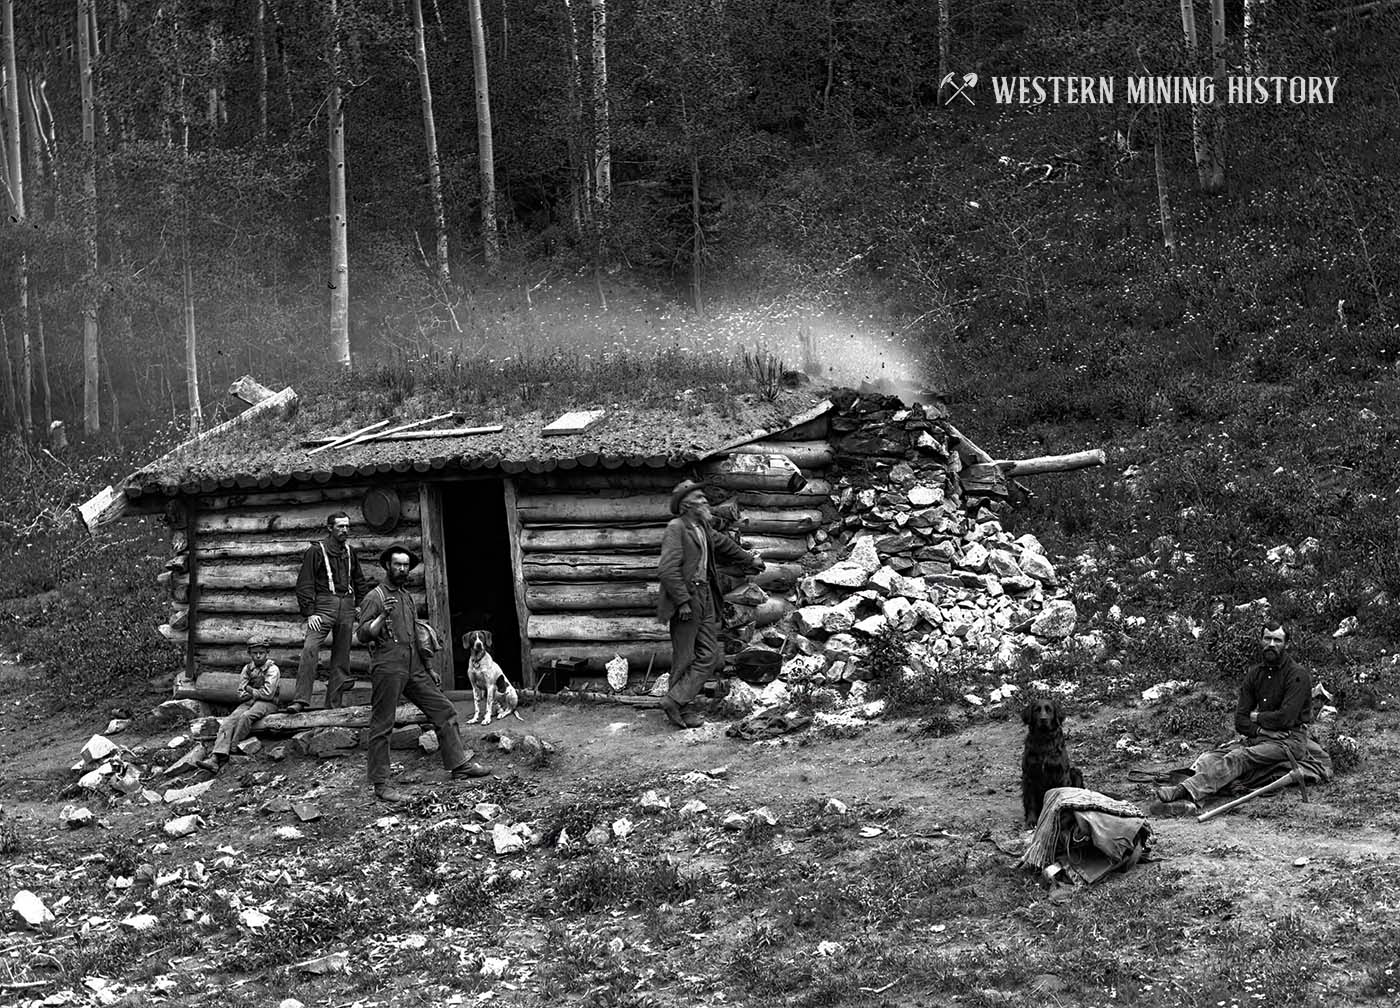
[442,481,523,684]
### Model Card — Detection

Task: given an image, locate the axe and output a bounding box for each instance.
[1196,768,1304,823]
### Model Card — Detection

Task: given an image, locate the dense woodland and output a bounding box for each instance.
[0,0,1397,447]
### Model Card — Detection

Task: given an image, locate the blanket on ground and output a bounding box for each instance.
[1017,787,1152,884]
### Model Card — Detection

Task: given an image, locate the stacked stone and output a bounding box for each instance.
[745,390,1080,688]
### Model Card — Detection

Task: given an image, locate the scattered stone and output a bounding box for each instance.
[292,727,360,757]
[164,744,208,777]
[848,535,881,572]
[584,824,612,846]
[908,485,943,507]
[260,797,293,815]
[1333,616,1358,639]
[163,780,214,807]
[163,814,206,837]
[267,744,288,762]
[273,825,305,841]
[291,951,349,975]
[390,725,422,750]
[814,561,869,589]
[497,734,516,753]
[77,764,115,790]
[492,823,527,855]
[1019,550,1057,584]
[104,718,132,736]
[721,811,749,830]
[637,790,671,813]
[153,699,210,726]
[120,913,160,931]
[291,803,322,823]
[12,890,54,929]
[1031,600,1078,639]
[80,735,119,764]
[612,818,634,839]
[418,732,440,754]
[189,717,221,740]
[823,798,849,816]
[679,799,709,818]
[236,737,263,756]
[959,543,990,573]
[479,956,510,979]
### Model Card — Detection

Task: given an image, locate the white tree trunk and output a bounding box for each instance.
[181,224,203,435]
[1208,0,1227,193]
[588,0,611,226]
[3,0,31,438]
[465,0,499,268]
[560,0,591,239]
[78,0,100,433]
[327,0,350,368]
[255,0,268,140]
[1243,0,1265,73]
[937,0,950,105]
[1178,0,1212,192]
[410,0,450,286]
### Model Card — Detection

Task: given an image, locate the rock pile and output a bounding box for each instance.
[733,391,1080,689]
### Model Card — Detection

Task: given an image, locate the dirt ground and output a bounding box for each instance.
[2,658,1399,1007]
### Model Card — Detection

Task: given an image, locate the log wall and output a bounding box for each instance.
[514,438,834,679]
[160,483,422,674]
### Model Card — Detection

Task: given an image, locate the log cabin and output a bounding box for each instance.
[99,379,857,693]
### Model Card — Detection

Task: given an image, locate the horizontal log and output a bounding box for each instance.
[522,553,659,582]
[195,499,421,535]
[174,671,331,705]
[532,642,673,673]
[191,485,386,513]
[520,526,664,553]
[163,616,358,647]
[194,591,302,615]
[528,614,670,642]
[514,472,680,493]
[739,508,823,535]
[727,441,835,468]
[193,535,420,563]
[699,453,805,493]
[255,703,429,733]
[991,449,1107,478]
[527,582,660,612]
[745,534,810,561]
[192,646,374,674]
[734,480,833,507]
[754,562,803,590]
[168,562,423,596]
[515,493,672,524]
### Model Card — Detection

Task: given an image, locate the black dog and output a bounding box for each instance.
[1021,697,1084,828]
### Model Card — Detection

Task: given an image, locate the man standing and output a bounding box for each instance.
[656,480,765,730]
[197,634,280,773]
[356,544,489,803]
[1155,621,1327,807]
[289,511,373,712]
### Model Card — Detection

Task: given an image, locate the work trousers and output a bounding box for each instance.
[666,582,719,710]
[295,593,356,708]
[211,699,279,757]
[1180,727,1310,802]
[366,665,468,785]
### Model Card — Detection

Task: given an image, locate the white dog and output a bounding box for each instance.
[461,630,523,725]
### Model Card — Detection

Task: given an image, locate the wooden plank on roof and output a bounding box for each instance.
[700,398,835,459]
[541,408,607,436]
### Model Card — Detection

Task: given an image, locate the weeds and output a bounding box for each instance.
[550,852,710,913]
[742,347,786,401]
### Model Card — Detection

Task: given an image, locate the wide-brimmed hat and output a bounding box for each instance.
[669,479,708,516]
[247,633,271,649]
[378,543,422,570]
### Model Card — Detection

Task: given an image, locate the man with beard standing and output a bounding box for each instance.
[355,544,490,803]
[289,511,373,712]
[1155,620,1316,807]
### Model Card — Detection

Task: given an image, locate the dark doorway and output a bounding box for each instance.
[442,481,523,684]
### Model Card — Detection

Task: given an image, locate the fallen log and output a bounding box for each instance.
[699,453,806,493]
[990,449,1107,477]
[726,440,835,468]
[526,582,660,613]
[194,499,421,536]
[254,703,430,733]
[520,526,664,553]
[174,671,328,705]
[527,614,670,642]
[522,553,659,582]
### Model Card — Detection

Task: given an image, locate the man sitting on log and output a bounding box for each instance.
[355,544,490,803]
[657,481,766,730]
[1154,620,1331,810]
[288,511,374,712]
[197,634,280,773]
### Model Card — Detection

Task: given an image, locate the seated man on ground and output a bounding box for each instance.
[1155,620,1331,808]
[198,634,281,773]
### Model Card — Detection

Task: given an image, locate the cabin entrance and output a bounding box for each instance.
[441,481,524,687]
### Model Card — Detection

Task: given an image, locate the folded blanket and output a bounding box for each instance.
[1016,787,1148,872]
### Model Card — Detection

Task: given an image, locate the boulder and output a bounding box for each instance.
[292,727,360,757]
[1020,550,1057,584]
[794,606,833,636]
[1030,600,1078,639]
[1015,533,1045,555]
[908,485,944,507]
[867,567,900,595]
[887,462,917,487]
[821,608,855,634]
[153,699,212,726]
[987,550,1024,580]
[958,543,990,573]
[815,562,868,589]
[848,535,882,573]
[852,614,888,636]
[80,735,120,764]
[824,634,862,661]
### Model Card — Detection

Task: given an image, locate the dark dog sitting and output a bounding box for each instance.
[1021,696,1085,828]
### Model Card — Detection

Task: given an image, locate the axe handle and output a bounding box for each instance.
[1196,769,1301,823]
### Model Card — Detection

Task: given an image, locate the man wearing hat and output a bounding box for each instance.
[355,544,490,802]
[289,511,374,712]
[656,480,766,729]
[197,633,281,773]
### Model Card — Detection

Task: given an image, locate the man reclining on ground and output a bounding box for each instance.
[1154,619,1331,810]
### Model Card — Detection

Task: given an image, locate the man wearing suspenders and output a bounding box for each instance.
[289,511,373,712]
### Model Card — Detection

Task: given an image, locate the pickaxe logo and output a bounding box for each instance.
[942,72,979,105]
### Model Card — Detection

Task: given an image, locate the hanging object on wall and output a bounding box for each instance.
[362,487,402,533]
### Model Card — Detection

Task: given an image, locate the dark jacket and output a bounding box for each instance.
[354,579,420,675]
[657,517,761,622]
[1235,653,1311,736]
[294,535,373,617]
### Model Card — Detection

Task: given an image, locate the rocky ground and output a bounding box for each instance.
[2,654,1399,1008]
